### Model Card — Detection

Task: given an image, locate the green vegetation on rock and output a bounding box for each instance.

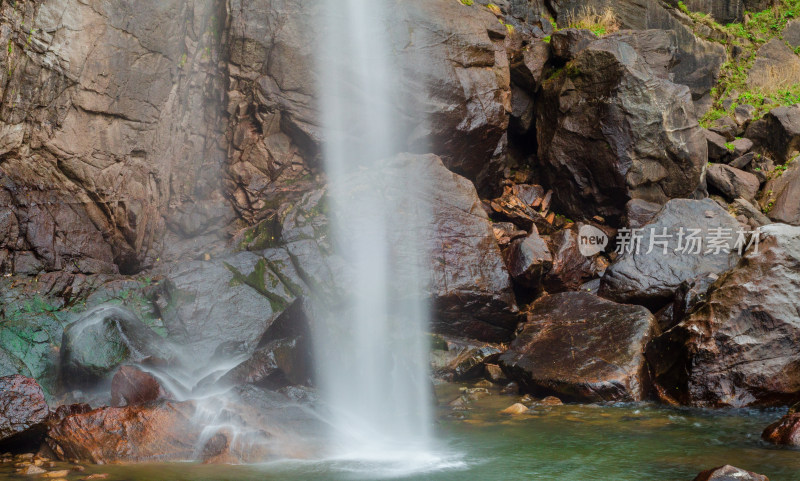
[679,0,800,126]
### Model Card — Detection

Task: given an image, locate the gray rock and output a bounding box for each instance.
[706,163,760,202]
[600,199,742,305]
[709,116,739,141]
[61,306,173,389]
[729,152,756,169]
[511,38,551,90]
[730,198,771,227]
[155,254,295,364]
[761,157,800,225]
[648,224,800,407]
[734,104,757,126]
[785,19,800,49]
[730,137,753,158]
[550,28,597,61]
[0,347,29,378]
[745,105,800,163]
[705,129,732,162]
[626,199,663,229]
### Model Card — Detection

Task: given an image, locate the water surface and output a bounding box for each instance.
[6,385,798,481]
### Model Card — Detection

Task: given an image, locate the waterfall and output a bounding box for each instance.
[314,0,434,459]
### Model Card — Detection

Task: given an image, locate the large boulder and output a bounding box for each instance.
[547,1,726,106]
[647,224,800,407]
[760,157,800,225]
[745,105,800,163]
[46,401,203,463]
[747,39,800,93]
[60,305,173,389]
[0,375,49,453]
[499,292,659,402]
[535,35,706,222]
[600,199,742,306]
[46,385,321,463]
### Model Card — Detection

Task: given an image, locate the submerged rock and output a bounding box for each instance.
[499,292,659,402]
[692,465,769,481]
[0,375,49,453]
[762,413,800,446]
[648,224,800,407]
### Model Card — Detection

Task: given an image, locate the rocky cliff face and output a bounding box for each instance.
[2,0,800,458]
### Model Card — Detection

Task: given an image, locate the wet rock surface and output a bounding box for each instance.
[499,292,659,402]
[535,33,706,222]
[110,366,172,408]
[0,375,49,453]
[762,413,800,446]
[46,385,321,464]
[692,465,769,481]
[60,306,173,389]
[600,199,742,306]
[648,224,800,407]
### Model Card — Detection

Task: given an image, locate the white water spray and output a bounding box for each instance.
[314,0,435,459]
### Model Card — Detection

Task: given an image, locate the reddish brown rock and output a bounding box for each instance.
[46,386,322,464]
[761,413,800,446]
[0,375,49,453]
[110,366,171,407]
[47,404,92,425]
[648,224,800,407]
[542,226,599,293]
[503,229,553,289]
[499,292,659,402]
[693,465,769,481]
[46,402,201,463]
